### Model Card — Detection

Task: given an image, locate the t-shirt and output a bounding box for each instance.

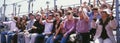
[42,20,53,34]
[29,20,44,34]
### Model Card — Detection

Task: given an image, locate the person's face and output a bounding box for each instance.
[35,15,40,20]
[78,11,84,18]
[93,10,98,13]
[48,15,53,20]
[100,11,108,18]
[66,13,73,20]
[17,17,21,22]
[55,14,60,20]
[23,16,27,20]
[22,19,26,23]
[30,15,34,20]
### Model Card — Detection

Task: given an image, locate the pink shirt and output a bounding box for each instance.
[76,19,89,33]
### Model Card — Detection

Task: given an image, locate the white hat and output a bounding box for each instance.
[48,14,53,16]
[102,9,112,14]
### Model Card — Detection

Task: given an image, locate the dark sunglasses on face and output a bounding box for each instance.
[101,11,106,13]
[66,13,71,15]
[55,15,59,17]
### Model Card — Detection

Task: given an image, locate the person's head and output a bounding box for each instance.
[66,12,73,20]
[28,13,34,20]
[13,16,18,21]
[54,13,60,20]
[90,5,93,9]
[78,11,84,19]
[48,14,53,20]
[35,14,41,21]
[83,2,87,6]
[73,8,77,12]
[100,9,110,19]
[17,17,22,22]
[22,15,27,20]
[68,7,72,11]
[57,11,62,17]
[92,7,98,13]
[21,18,26,23]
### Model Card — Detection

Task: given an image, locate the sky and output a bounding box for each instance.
[0,0,114,17]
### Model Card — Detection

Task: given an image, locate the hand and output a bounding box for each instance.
[24,30,28,33]
[63,33,67,37]
[32,26,37,29]
[53,36,56,40]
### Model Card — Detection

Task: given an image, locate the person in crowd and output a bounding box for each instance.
[35,13,54,43]
[26,13,35,30]
[17,17,27,43]
[60,11,75,43]
[93,9,117,43]
[1,16,19,43]
[46,12,63,43]
[28,14,44,43]
[73,7,79,17]
[80,2,90,13]
[24,13,35,43]
[12,17,22,43]
[67,7,72,12]
[76,10,90,43]
[89,7,101,41]
[22,15,28,21]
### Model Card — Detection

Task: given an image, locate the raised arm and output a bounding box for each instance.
[82,10,89,22]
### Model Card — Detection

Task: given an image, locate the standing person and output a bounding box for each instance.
[46,13,63,43]
[35,13,54,43]
[1,17,19,43]
[76,10,90,43]
[24,13,35,43]
[94,9,117,43]
[60,12,75,43]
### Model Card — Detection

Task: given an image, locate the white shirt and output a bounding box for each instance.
[42,20,53,34]
[3,21,18,32]
[26,19,35,30]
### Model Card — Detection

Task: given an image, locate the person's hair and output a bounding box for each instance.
[57,11,62,17]
[68,7,72,10]
[90,5,93,8]
[92,7,98,11]
[13,16,18,21]
[66,12,71,15]
[28,13,34,17]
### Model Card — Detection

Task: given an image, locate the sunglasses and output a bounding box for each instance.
[66,13,71,15]
[55,15,59,17]
[101,11,106,13]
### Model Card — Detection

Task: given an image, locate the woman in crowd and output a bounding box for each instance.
[35,13,54,43]
[17,17,27,43]
[93,9,117,43]
[46,12,63,43]
[60,11,75,43]
[1,16,19,43]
